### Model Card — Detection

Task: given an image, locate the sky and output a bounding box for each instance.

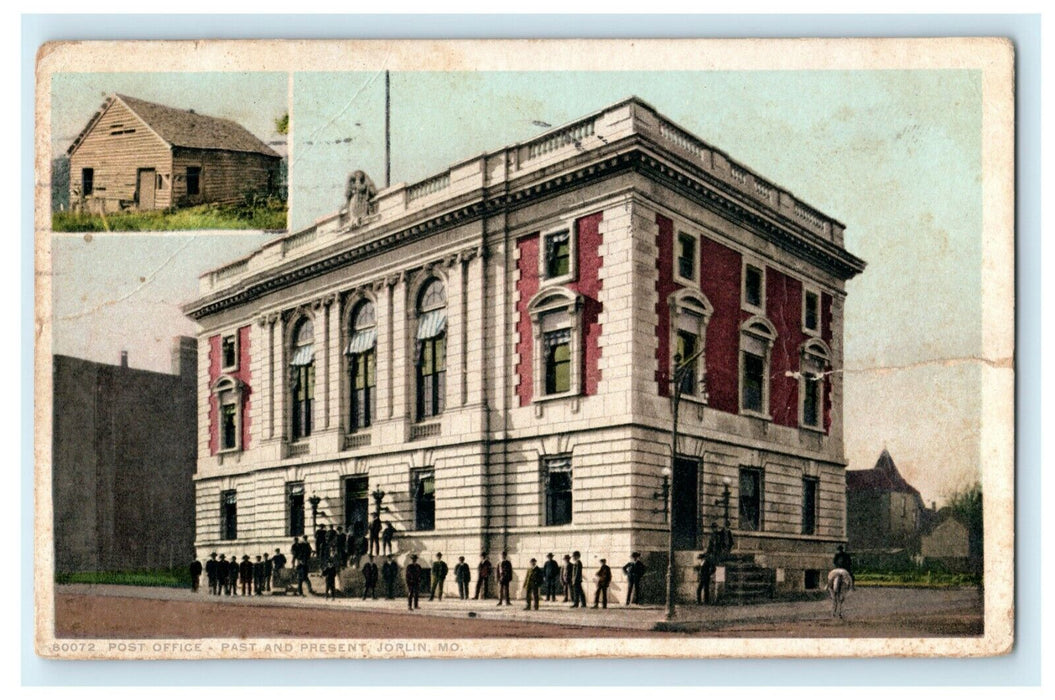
[51,69,985,507]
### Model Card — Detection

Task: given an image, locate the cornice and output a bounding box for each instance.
[185,141,865,321]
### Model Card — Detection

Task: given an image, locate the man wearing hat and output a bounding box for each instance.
[496,551,514,606]
[474,552,492,600]
[560,554,573,602]
[361,554,379,600]
[542,553,561,602]
[696,552,715,605]
[522,558,542,610]
[228,553,240,595]
[429,552,449,602]
[454,556,471,600]
[382,554,399,599]
[190,557,203,593]
[205,552,218,595]
[216,554,230,595]
[239,555,254,597]
[570,551,585,608]
[405,554,423,610]
[593,558,612,609]
[253,555,266,595]
[622,552,646,605]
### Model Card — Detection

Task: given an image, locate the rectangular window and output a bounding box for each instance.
[738,469,762,531]
[802,374,821,427]
[220,490,237,540]
[412,469,435,531]
[677,232,697,282]
[292,364,315,440]
[543,328,571,395]
[220,401,238,451]
[742,352,765,412]
[544,229,571,279]
[744,264,763,309]
[804,290,820,332]
[287,482,305,537]
[221,334,237,370]
[186,167,201,196]
[675,330,699,397]
[417,335,446,420]
[81,168,94,196]
[351,351,376,429]
[802,477,818,535]
[544,455,573,526]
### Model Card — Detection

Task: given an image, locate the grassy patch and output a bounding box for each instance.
[52,198,287,232]
[855,570,981,588]
[56,568,191,588]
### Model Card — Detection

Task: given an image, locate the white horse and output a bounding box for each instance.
[825,568,853,619]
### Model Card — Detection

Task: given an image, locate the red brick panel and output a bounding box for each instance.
[766,268,804,428]
[698,237,742,415]
[654,214,678,398]
[515,233,540,407]
[207,334,221,455]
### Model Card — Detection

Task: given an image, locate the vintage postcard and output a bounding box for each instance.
[34,38,1015,660]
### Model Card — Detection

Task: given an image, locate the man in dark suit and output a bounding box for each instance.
[263,553,273,592]
[593,558,612,609]
[369,514,383,556]
[429,552,449,601]
[474,552,492,600]
[622,552,646,605]
[454,556,471,600]
[570,551,585,608]
[336,526,347,568]
[205,552,218,595]
[522,558,542,610]
[190,558,203,593]
[315,525,327,565]
[381,522,396,555]
[405,554,422,610]
[542,553,560,601]
[497,551,513,606]
[382,554,399,599]
[696,552,715,605]
[362,554,379,600]
[228,554,240,595]
[323,560,338,600]
[561,554,573,602]
[239,555,253,596]
[833,545,855,588]
[216,554,230,595]
[350,520,366,568]
[255,555,267,595]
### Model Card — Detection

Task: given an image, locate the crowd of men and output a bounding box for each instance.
[190,519,851,610]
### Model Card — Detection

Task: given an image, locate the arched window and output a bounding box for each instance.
[799,338,831,430]
[739,316,777,417]
[211,375,244,453]
[289,318,315,440]
[415,278,447,420]
[668,289,713,399]
[346,300,377,431]
[527,286,582,402]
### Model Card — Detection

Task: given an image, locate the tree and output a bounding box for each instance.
[274,113,289,136]
[945,481,983,561]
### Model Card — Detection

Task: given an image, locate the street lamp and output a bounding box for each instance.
[665,347,706,621]
[309,492,321,531]
[371,486,387,519]
[714,476,732,529]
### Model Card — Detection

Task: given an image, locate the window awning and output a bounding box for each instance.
[289,344,315,366]
[346,328,377,355]
[416,309,447,340]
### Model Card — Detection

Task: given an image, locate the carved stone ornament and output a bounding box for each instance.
[344,170,378,219]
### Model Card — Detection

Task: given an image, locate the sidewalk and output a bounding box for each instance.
[57,583,982,633]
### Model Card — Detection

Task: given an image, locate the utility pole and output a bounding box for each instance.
[384,70,391,188]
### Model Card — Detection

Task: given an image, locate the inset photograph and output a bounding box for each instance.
[50,73,288,232]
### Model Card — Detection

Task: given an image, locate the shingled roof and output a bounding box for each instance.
[70,94,280,158]
[846,449,921,496]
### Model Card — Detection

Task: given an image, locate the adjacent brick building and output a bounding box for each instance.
[52,338,197,573]
[184,97,865,600]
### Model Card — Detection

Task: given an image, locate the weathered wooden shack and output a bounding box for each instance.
[66,94,281,212]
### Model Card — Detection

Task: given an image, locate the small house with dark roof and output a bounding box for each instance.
[845,449,928,554]
[66,94,281,212]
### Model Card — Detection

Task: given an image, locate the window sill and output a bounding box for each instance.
[409,422,441,441]
[741,303,765,316]
[798,423,826,434]
[739,410,772,421]
[673,272,699,288]
[802,326,821,338]
[532,391,581,417]
[221,364,239,373]
[538,273,576,288]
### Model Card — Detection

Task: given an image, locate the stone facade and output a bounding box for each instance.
[184,97,865,601]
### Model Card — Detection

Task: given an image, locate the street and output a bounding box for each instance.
[54,584,983,639]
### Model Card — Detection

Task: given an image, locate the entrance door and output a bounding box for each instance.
[344,476,370,535]
[672,457,700,550]
[137,168,157,210]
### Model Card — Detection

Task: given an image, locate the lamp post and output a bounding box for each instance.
[654,467,671,522]
[715,477,732,529]
[665,347,706,621]
[371,486,387,519]
[309,492,321,531]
